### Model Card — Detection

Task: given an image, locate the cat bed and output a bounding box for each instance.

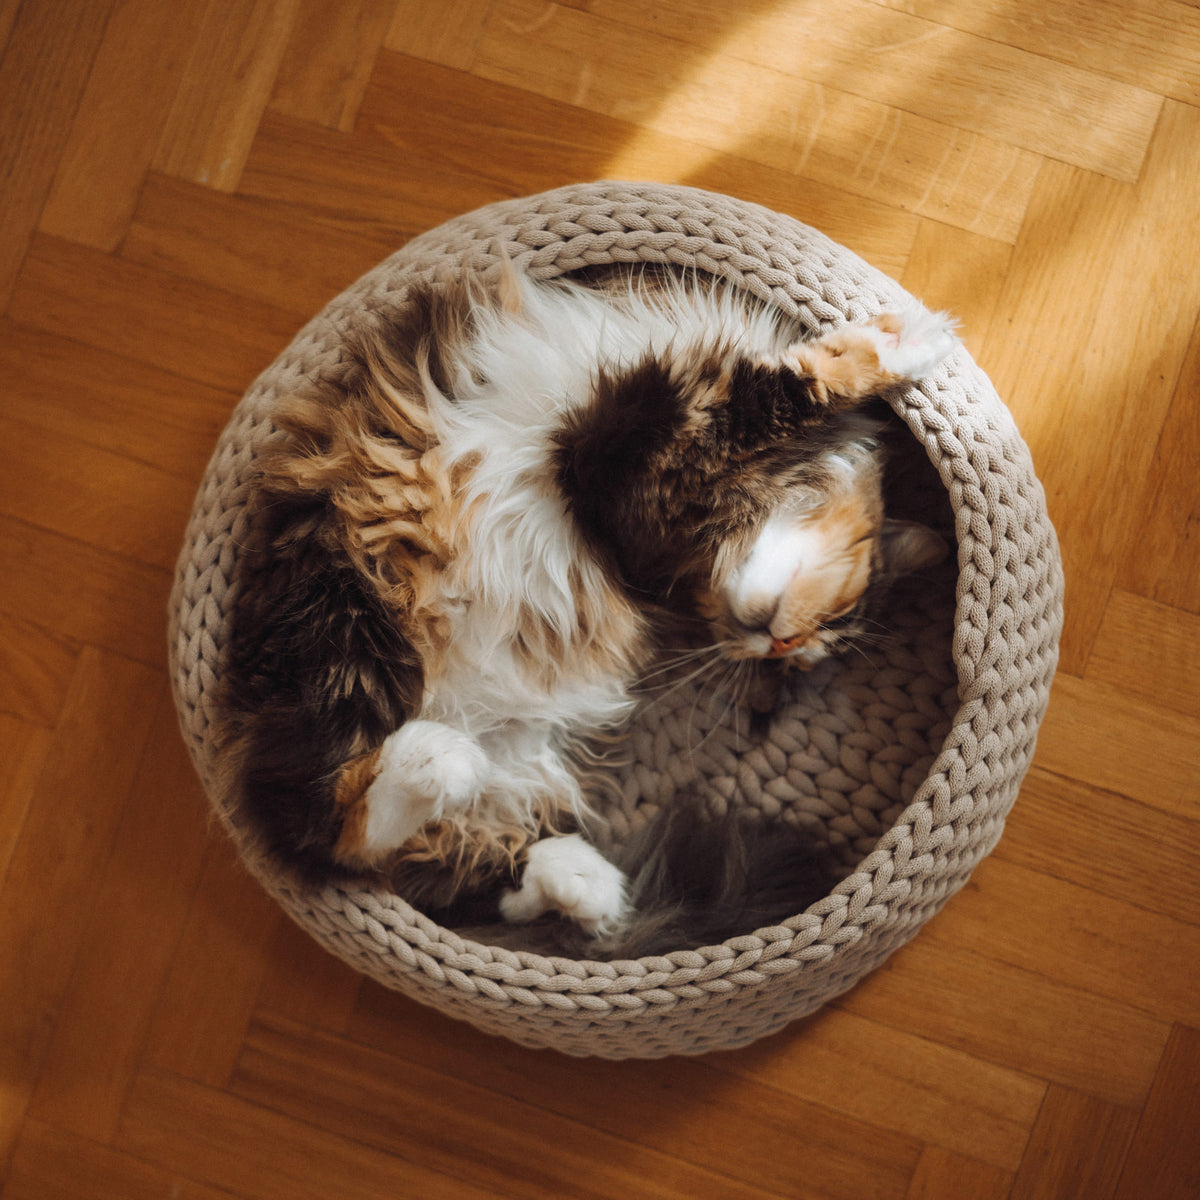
[169,181,1062,1058]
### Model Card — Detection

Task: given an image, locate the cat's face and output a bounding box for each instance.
[699,490,946,667]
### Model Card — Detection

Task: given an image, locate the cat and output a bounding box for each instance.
[216,264,955,952]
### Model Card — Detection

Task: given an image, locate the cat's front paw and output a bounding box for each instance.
[499,834,629,937]
[349,722,488,863]
[868,305,959,381]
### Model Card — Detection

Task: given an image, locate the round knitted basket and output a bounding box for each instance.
[169,182,1062,1058]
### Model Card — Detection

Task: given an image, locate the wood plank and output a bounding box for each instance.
[269,0,394,130]
[0,317,235,481]
[5,1119,234,1200]
[922,856,1200,1025]
[0,611,77,728]
[37,0,213,252]
[253,914,362,1033]
[0,516,172,671]
[995,767,1200,923]
[0,0,113,307]
[587,0,1161,181]
[899,219,1012,361]
[1117,317,1200,614]
[358,51,921,277]
[0,414,198,572]
[473,1,1040,241]
[1112,1024,1200,1200]
[905,1146,1012,1200]
[1085,591,1200,720]
[122,172,397,317]
[0,715,51,890]
[348,984,916,1200]
[714,1011,1042,1173]
[984,103,1200,671]
[152,0,301,191]
[240,1012,902,1200]
[238,107,483,243]
[385,0,493,69]
[0,0,21,57]
[1034,674,1200,821]
[876,0,1200,105]
[27,689,211,1144]
[140,835,283,1089]
[1009,1086,1139,1200]
[10,233,301,395]
[0,649,161,1171]
[245,56,921,279]
[117,1068,556,1200]
[836,938,1169,1107]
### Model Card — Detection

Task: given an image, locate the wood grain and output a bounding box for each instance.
[1034,674,1200,820]
[122,172,396,317]
[1010,1086,1139,1200]
[1112,1025,1200,1200]
[836,938,1169,1106]
[589,0,1162,179]
[2,1,1199,1192]
[0,613,77,729]
[994,767,1200,922]
[475,0,1041,240]
[0,715,51,888]
[0,517,172,670]
[876,0,1200,105]
[0,0,114,306]
[384,0,494,69]
[270,0,394,131]
[905,1145,1013,1200]
[27,690,212,1144]
[1085,590,1200,720]
[37,0,212,252]
[0,650,160,1171]
[0,317,235,481]
[11,234,301,395]
[152,0,301,191]
[237,1013,839,1199]
[1117,315,1200,615]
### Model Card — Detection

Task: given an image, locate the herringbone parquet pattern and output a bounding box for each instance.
[2,3,1198,1197]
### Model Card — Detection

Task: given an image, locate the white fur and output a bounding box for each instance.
[360,722,489,857]
[499,834,629,936]
[728,517,820,631]
[402,275,800,837]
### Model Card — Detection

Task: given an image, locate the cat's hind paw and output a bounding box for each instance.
[868,305,959,381]
[500,834,629,937]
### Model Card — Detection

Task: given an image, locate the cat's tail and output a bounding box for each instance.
[600,803,844,959]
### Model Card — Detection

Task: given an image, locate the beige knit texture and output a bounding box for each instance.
[168,182,1063,1058]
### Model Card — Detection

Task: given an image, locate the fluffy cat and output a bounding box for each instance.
[216,265,955,952]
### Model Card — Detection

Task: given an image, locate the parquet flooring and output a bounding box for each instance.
[2,2,1198,1197]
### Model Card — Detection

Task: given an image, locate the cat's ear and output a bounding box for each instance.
[879,519,949,577]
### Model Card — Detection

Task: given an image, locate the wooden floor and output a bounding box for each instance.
[2,1,1199,1196]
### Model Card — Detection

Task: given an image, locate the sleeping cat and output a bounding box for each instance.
[216,265,955,950]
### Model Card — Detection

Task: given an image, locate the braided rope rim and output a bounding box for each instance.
[168,182,1062,1058]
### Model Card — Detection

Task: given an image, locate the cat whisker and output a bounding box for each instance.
[641,648,729,708]
[635,642,727,686]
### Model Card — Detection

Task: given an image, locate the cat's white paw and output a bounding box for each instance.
[869,305,959,380]
[499,834,629,937]
[359,722,488,856]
